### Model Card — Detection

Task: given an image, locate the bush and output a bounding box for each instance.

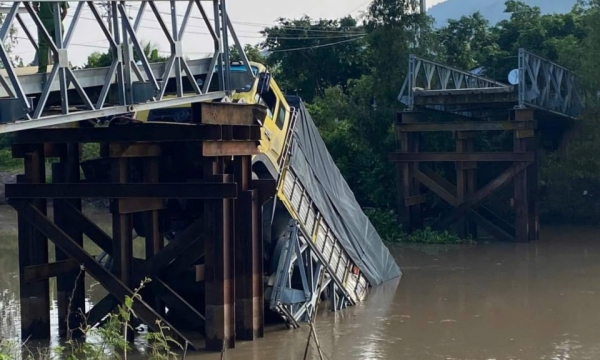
[364,207,472,245]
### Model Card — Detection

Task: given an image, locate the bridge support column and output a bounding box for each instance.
[53,143,86,338]
[234,156,264,341]
[390,109,539,242]
[17,145,51,340]
[395,111,423,232]
[455,131,478,239]
[511,108,539,242]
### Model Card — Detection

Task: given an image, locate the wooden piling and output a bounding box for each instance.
[17,145,51,339]
[52,142,85,337]
[204,173,236,351]
[234,178,263,340]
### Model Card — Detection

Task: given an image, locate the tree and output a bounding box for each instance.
[364,0,439,103]
[229,44,266,64]
[135,40,168,63]
[0,5,20,68]
[85,51,112,68]
[437,12,500,70]
[84,40,167,69]
[260,15,368,102]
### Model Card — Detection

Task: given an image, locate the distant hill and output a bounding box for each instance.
[428,0,577,27]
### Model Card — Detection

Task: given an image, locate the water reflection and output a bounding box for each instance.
[3,204,600,359]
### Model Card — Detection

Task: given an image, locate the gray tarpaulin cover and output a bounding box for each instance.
[285,96,401,286]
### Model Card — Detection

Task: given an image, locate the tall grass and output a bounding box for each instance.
[0,276,184,360]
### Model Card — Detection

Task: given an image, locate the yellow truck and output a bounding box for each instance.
[133,62,290,180]
[125,61,400,325]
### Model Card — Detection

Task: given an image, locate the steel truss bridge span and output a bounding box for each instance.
[0,0,253,133]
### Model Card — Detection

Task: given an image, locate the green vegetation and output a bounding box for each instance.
[0,134,19,171]
[0,277,184,360]
[84,40,168,69]
[364,208,474,244]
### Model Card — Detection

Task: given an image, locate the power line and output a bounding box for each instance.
[126,4,365,34]
[10,5,366,59]
[347,0,372,15]
[267,36,365,53]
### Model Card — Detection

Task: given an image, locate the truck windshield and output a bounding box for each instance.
[228,65,259,93]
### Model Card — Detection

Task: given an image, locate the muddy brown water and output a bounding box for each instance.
[2,204,600,359]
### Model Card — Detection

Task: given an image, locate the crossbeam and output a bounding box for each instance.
[432,162,531,231]
[390,152,535,162]
[415,166,516,241]
[11,124,260,143]
[5,183,238,199]
[395,121,536,132]
[86,217,206,329]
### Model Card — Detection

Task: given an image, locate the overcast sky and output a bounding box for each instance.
[10,0,447,67]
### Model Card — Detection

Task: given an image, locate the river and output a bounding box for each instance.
[1,204,600,359]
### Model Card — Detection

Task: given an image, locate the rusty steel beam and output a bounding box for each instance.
[6,183,238,199]
[194,102,267,125]
[23,259,79,283]
[414,169,458,207]
[52,147,86,338]
[390,152,535,162]
[111,198,164,214]
[12,124,261,144]
[233,155,262,340]
[12,143,67,158]
[204,174,235,351]
[234,189,263,340]
[413,92,518,107]
[108,143,162,158]
[202,141,260,157]
[63,202,113,254]
[467,210,515,242]
[396,121,536,132]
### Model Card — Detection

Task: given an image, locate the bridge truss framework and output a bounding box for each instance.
[0,0,253,133]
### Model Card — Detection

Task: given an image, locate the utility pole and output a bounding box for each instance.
[420,0,426,14]
[98,1,112,34]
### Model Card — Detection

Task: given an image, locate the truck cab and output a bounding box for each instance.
[132,61,291,181]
